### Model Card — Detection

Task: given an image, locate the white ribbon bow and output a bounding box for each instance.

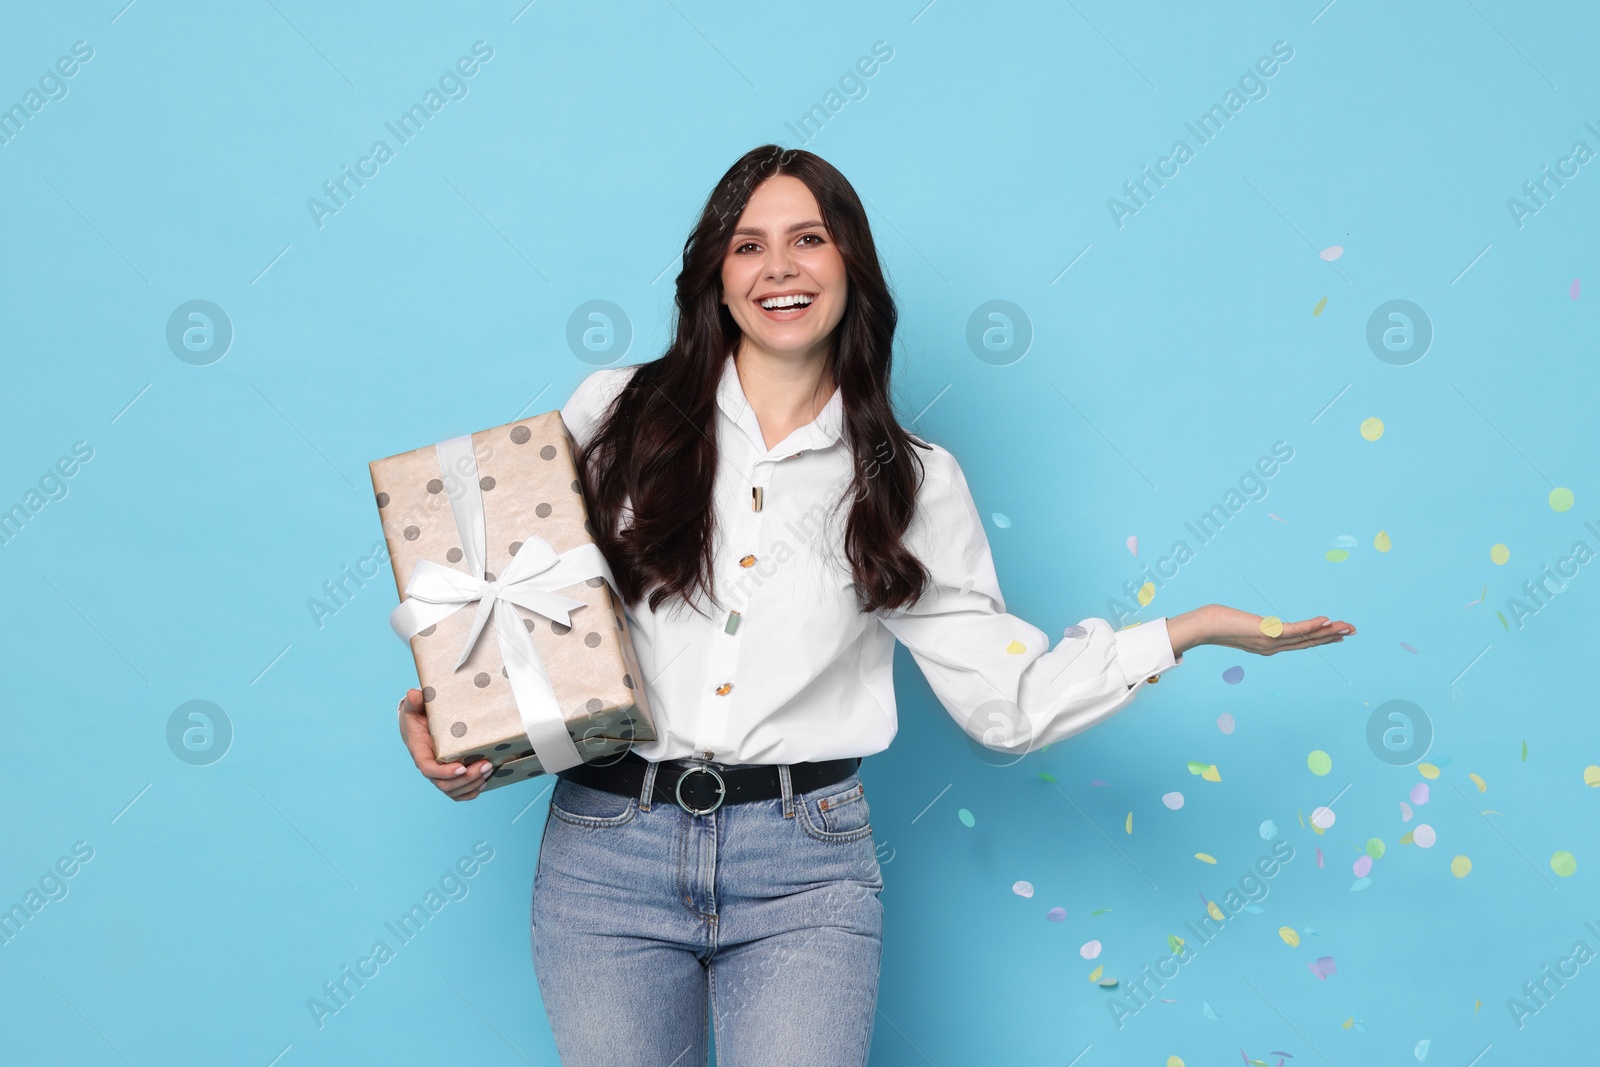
[389,434,617,774]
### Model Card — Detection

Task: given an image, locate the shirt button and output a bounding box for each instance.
[739,554,756,568]
[715,682,733,696]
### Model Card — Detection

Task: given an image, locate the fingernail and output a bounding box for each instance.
[1340,628,1353,635]
[480,762,494,775]
[1320,620,1334,628]
[453,766,467,776]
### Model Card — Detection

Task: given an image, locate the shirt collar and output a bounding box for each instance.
[715,350,845,459]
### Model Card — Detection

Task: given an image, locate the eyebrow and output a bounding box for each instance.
[730,219,827,238]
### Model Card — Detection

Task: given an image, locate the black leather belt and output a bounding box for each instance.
[556,750,861,816]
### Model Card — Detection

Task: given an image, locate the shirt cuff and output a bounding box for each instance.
[1113,616,1182,689]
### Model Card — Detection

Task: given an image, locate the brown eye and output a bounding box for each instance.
[797,233,824,247]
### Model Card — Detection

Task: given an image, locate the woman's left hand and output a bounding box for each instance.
[1167,604,1355,658]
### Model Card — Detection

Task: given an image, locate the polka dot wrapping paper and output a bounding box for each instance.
[367,410,656,791]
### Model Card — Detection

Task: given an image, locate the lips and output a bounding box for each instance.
[754,292,817,321]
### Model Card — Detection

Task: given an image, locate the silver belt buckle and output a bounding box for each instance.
[674,763,726,815]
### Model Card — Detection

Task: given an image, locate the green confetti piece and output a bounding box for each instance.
[1497,611,1509,630]
[1522,740,1528,761]
[1038,771,1057,784]
[1091,908,1111,916]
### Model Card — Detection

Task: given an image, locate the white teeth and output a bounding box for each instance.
[760,294,814,310]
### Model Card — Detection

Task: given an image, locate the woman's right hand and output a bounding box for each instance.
[398,688,496,801]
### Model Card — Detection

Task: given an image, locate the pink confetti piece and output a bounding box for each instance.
[1353,855,1372,878]
[1400,642,1418,654]
[1090,779,1111,787]
[1410,782,1429,805]
[1308,955,1337,979]
[1217,712,1236,734]
[1046,906,1066,922]
[1320,245,1344,261]
[1400,801,1414,821]
[1223,665,1245,685]
[1126,535,1139,556]
[1571,278,1581,300]
[1012,880,1034,898]
[1316,847,1324,868]
[1268,512,1287,523]
[1081,939,1102,959]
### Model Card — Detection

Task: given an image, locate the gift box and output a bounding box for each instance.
[368,410,655,792]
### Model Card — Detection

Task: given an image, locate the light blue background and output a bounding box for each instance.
[3,1,1597,1063]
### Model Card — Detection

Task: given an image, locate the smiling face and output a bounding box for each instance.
[719,174,849,365]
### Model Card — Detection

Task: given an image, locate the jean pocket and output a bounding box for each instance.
[549,777,638,828]
[797,776,872,842]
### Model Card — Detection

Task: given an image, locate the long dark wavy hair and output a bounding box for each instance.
[575,144,933,619]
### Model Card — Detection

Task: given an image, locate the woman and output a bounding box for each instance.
[396,145,1355,1065]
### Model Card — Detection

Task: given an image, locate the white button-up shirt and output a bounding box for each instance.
[560,353,1182,766]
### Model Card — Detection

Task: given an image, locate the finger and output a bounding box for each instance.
[438,758,496,797]
[398,702,473,782]
[1278,616,1329,638]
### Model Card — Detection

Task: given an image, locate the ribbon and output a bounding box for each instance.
[389,435,618,774]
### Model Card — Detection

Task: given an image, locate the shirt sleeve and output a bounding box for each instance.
[876,440,1183,755]
[560,364,640,451]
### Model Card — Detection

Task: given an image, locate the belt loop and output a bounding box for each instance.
[639,759,658,811]
[777,763,794,818]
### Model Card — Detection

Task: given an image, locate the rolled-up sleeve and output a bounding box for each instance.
[877,441,1182,755]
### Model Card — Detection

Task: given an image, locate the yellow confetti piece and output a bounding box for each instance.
[1400,830,1414,845]
[1552,850,1577,877]
[1469,773,1487,793]
[1168,1057,1186,1067]
[1201,764,1221,782]
[1360,417,1384,441]
[1418,763,1439,779]
[1195,852,1217,864]
[1451,855,1472,877]
[1206,900,1225,922]
[1550,487,1575,512]
[1004,639,1026,654]
[1088,965,1103,982]
[1307,750,1332,775]
[1126,812,1133,834]
[1259,616,1284,638]
[1313,296,1328,316]
[1474,999,1481,1015]
[1137,581,1156,607]
[1297,808,1305,828]
[1325,548,1350,562]
[1490,543,1510,565]
[1342,1017,1355,1030]
[1583,765,1600,787]
[1374,530,1391,552]
[1279,926,1300,947]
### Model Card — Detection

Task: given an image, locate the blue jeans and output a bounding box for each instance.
[530,758,884,1065]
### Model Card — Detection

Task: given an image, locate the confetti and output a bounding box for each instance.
[1168,1057,1186,1067]
[1038,771,1057,783]
[1202,1000,1220,1020]
[1269,512,1286,523]
[1571,278,1581,300]
[1091,908,1111,916]
[1550,487,1575,512]
[1279,926,1300,948]
[1260,615,1284,638]
[1217,712,1236,734]
[1196,853,1217,864]
[1063,624,1088,639]
[1098,977,1120,988]
[1522,740,1528,761]
[992,512,1011,528]
[1418,763,1440,779]
[1415,1038,1431,1061]
[1047,906,1067,922]
[1469,773,1486,793]
[1374,530,1392,552]
[1013,880,1034,898]
[1004,639,1026,654]
[1206,899,1226,921]
[1497,611,1509,630]
[1350,877,1372,891]
[1490,543,1510,565]
[1584,766,1600,788]
[1127,535,1139,555]
[1400,801,1413,821]
[1326,548,1350,562]
[1451,855,1472,878]
[1552,851,1577,877]
[1163,792,1185,810]
[1260,820,1278,840]
[1126,812,1134,834]
[1353,855,1372,878]
[1320,245,1344,261]
[1316,847,1324,868]
[1082,940,1102,959]
[1309,956,1337,979]
[957,808,975,827]
[1366,838,1386,859]
[1311,806,1336,830]
[1201,764,1222,782]
[1359,417,1384,441]
[1307,750,1332,776]
[1088,965,1103,981]
[1223,666,1245,685]
[1413,824,1436,848]
[1410,782,1430,804]
[1332,534,1358,548]
[1400,642,1417,654]
[1138,581,1156,606]
[1091,779,1111,787]
[1313,296,1328,316]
